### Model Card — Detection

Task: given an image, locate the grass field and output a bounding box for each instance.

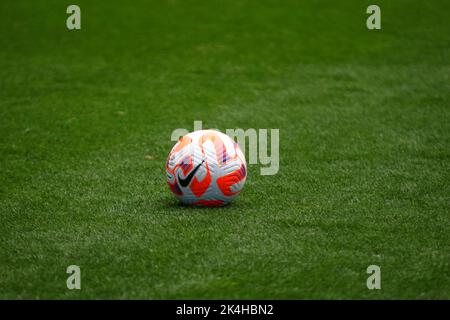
[0,0,449,299]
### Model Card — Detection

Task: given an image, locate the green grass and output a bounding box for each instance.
[0,0,449,299]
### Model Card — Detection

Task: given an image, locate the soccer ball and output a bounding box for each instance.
[166,129,247,207]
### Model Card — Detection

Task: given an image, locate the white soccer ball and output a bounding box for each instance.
[166,129,247,207]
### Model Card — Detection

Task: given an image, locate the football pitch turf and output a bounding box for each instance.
[1,0,449,299]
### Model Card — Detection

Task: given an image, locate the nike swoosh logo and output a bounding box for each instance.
[178,159,205,187]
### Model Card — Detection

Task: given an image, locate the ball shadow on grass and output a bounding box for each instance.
[157,195,242,212]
